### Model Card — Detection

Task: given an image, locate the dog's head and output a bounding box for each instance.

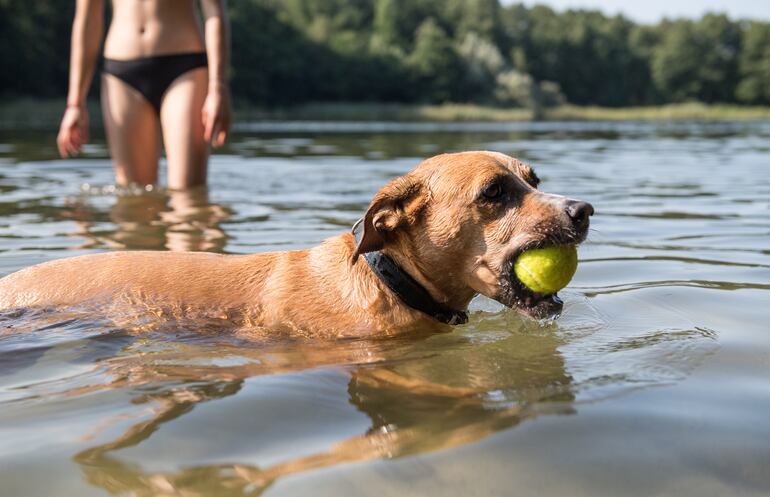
[352,151,593,319]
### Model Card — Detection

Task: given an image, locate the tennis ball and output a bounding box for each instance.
[513,246,578,294]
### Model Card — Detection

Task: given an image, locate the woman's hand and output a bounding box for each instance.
[202,85,232,148]
[57,105,90,158]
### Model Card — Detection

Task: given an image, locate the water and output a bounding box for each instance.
[1,121,769,496]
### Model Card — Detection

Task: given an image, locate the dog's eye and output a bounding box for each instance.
[482,182,504,200]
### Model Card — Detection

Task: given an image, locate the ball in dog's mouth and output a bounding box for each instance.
[497,245,576,319]
[508,270,564,319]
[514,245,578,295]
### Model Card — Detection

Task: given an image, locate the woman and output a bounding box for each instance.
[57,0,232,190]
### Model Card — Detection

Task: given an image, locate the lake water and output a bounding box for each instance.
[1,121,769,496]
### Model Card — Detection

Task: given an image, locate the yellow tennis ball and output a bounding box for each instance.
[513,246,578,294]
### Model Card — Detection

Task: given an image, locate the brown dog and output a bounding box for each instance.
[0,151,592,336]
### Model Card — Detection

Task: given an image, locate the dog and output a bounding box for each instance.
[0,151,593,336]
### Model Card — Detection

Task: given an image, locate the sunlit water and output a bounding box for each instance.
[1,121,769,496]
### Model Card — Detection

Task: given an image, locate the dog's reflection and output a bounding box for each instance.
[62,188,231,252]
[72,324,574,496]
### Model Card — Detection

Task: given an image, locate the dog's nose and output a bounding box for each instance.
[565,200,594,230]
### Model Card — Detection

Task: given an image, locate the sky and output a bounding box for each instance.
[505,0,770,23]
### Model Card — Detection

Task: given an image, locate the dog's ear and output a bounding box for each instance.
[351,175,425,264]
[513,163,540,189]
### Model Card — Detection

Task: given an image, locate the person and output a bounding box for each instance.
[57,0,232,190]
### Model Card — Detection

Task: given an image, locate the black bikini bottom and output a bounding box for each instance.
[103,52,208,113]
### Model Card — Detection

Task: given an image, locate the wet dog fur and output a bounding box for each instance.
[0,151,592,336]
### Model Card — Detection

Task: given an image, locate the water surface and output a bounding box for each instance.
[1,121,769,496]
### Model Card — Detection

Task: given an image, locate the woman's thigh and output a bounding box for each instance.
[101,74,161,186]
[159,68,209,190]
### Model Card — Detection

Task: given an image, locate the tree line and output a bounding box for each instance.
[2,0,770,108]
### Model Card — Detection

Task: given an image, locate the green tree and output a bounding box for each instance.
[651,21,701,102]
[230,0,340,104]
[274,0,373,43]
[231,0,408,104]
[370,0,401,53]
[407,18,462,102]
[457,31,505,100]
[736,22,770,104]
[652,15,740,103]
[447,0,500,41]
[628,24,662,103]
[0,0,74,98]
[518,7,648,106]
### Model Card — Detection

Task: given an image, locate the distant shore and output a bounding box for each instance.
[4,99,770,129]
[239,102,770,123]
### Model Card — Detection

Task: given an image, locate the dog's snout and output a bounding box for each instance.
[565,200,594,230]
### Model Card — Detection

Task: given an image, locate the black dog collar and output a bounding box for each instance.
[352,219,468,325]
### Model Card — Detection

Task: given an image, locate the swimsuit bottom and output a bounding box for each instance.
[103,52,208,113]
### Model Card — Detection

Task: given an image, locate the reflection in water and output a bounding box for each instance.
[67,326,574,496]
[61,188,232,252]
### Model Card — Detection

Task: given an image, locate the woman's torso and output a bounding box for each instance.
[103,0,204,60]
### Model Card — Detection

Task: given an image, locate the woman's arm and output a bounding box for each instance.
[66,0,104,108]
[200,0,232,148]
[57,0,104,158]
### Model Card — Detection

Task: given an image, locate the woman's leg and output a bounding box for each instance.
[159,68,209,190]
[101,74,161,186]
